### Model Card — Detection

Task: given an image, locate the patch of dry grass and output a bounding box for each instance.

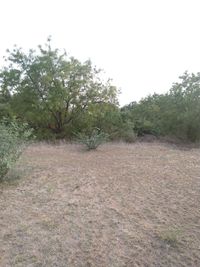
[1,141,200,266]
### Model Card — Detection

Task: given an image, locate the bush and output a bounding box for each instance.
[111,120,137,143]
[0,120,33,180]
[121,129,137,143]
[75,128,109,150]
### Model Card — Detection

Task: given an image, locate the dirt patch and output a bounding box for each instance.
[1,142,200,266]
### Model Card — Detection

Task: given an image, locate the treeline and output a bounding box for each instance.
[0,39,200,142]
[0,39,135,142]
[122,71,200,142]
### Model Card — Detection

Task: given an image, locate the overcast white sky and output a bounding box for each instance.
[1,0,200,106]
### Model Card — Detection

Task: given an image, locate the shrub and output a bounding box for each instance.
[75,128,109,150]
[158,228,182,247]
[0,120,33,180]
[121,129,137,143]
[111,120,137,143]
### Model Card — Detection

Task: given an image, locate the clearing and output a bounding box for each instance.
[0,142,200,266]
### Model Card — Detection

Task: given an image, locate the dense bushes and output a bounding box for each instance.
[1,39,200,143]
[121,72,200,142]
[0,120,33,180]
[2,70,200,143]
[74,103,137,143]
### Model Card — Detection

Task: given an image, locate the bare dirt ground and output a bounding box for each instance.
[1,142,200,267]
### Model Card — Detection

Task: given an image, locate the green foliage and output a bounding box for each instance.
[0,90,13,119]
[117,121,137,143]
[2,38,200,143]
[75,128,109,150]
[0,120,33,180]
[0,38,118,139]
[122,72,200,142]
[158,228,182,247]
[75,103,121,135]
[78,103,137,143]
[121,95,162,136]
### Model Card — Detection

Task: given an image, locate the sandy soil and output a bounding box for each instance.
[0,142,200,267]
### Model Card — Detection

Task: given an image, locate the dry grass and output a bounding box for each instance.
[1,141,200,267]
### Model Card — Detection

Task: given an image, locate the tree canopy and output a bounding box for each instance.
[122,71,200,142]
[1,40,200,142]
[0,39,118,137]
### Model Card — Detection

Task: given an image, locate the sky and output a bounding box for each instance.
[1,0,200,106]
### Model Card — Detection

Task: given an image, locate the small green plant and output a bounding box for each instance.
[0,119,33,181]
[158,228,182,247]
[76,128,109,150]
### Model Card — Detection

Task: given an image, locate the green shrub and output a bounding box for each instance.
[75,128,109,150]
[158,228,182,247]
[0,120,33,180]
[111,120,137,143]
[121,129,137,143]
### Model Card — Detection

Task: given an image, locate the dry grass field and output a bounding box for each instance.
[1,142,200,267]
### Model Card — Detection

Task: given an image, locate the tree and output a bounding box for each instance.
[0,39,118,137]
[165,71,200,141]
[122,71,200,142]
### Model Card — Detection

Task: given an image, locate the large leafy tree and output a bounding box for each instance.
[0,39,118,135]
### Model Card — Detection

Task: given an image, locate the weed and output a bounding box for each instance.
[158,228,182,247]
[75,128,109,150]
